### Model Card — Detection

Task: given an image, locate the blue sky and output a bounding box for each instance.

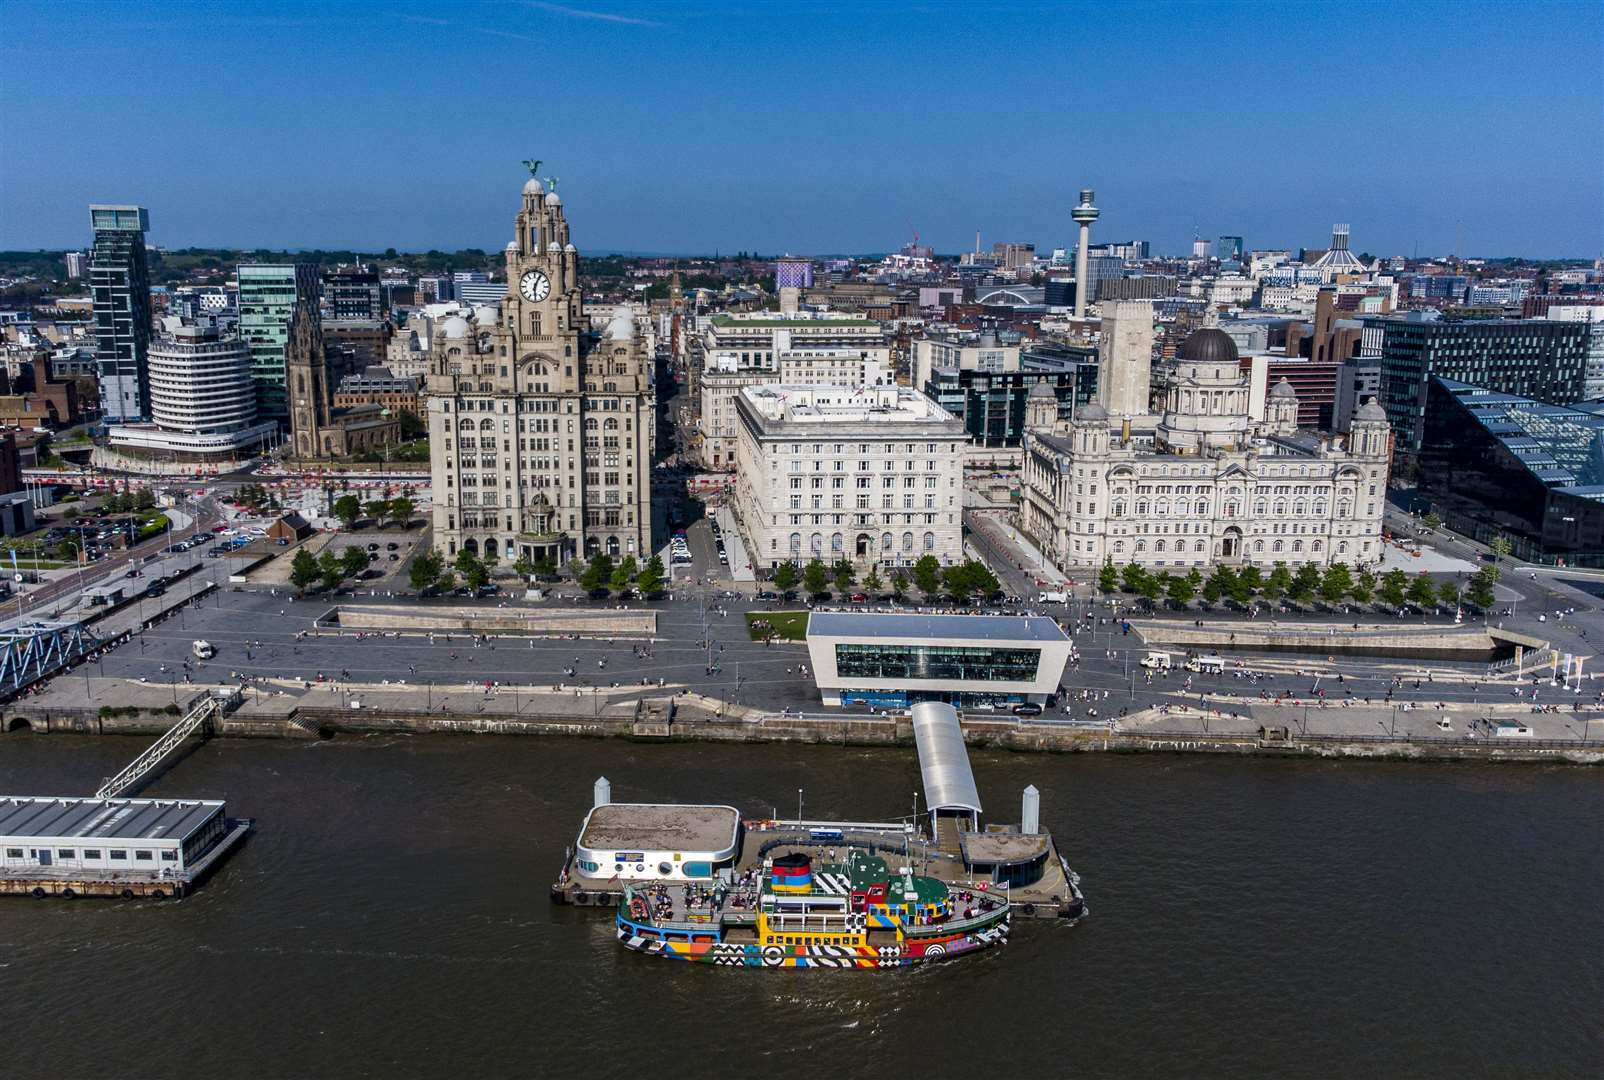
[2,1,1599,257]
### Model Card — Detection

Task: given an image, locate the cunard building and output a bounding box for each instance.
[425,173,653,566]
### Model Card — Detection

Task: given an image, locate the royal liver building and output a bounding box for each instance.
[1020,311,1391,572]
[425,173,653,565]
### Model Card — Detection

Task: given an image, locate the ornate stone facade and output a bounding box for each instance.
[1020,328,1391,571]
[424,176,653,565]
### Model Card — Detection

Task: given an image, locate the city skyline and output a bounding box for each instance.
[2,1,1601,258]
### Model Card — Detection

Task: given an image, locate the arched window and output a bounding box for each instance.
[1254,498,1267,516]
[604,418,619,430]
[1337,541,1348,554]
[457,418,474,431]
[881,532,893,552]
[1113,540,1125,554]
[1273,540,1284,553]
[1312,540,1322,553]
[922,532,935,551]
[830,533,843,554]
[1313,501,1327,517]
[1293,540,1303,553]
[1195,539,1205,552]
[1112,501,1126,517]
[1254,539,1264,553]
[810,533,822,556]
[789,533,801,555]
[1135,539,1146,552]
[479,418,495,432]
[1294,500,1307,517]
[901,532,914,553]
[1274,499,1287,516]
[1338,499,1351,518]
[1155,539,1166,553]
[1136,499,1149,516]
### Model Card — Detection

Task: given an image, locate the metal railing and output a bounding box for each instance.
[95,696,218,800]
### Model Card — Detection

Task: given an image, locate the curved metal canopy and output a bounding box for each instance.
[910,701,982,816]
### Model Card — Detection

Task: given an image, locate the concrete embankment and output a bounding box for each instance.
[1131,618,1548,661]
[331,605,656,636]
[9,685,1600,765]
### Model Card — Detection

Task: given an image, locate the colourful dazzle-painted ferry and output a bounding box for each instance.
[616,849,1009,968]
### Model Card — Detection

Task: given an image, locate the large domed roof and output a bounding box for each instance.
[523,178,543,195]
[440,315,472,339]
[1270,377,1298,399]
[1180,327,1239,365]
[1073,401,1109,422]
[1027,381,1056,399]
[1355,397,1387,422]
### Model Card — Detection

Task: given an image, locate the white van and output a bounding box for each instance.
[1141,651,1172,670]
[191,639,216,660]
[1185,655,1225,674]
[1038,590,1069,604]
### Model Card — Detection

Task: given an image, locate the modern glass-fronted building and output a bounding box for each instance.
[1368,316,1595,452]
[88,205,152,422]
[1419,378,1604,566]
[238,264,318,420]
[805,611,1073,707]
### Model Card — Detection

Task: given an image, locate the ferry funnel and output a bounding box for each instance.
[594,776,611,808]
[1022,784,1040,835]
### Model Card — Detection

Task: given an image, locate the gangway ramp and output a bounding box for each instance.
[95,695,220,800]
[910,701,982,846]
[0,620,101,700]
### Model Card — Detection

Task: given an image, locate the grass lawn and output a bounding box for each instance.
[746,610,809,641]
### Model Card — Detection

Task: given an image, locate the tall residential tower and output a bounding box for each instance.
[88,205,152,422]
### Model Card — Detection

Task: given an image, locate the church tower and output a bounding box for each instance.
[286,294,330,459]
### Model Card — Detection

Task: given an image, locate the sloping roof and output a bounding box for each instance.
[910,702,982,816]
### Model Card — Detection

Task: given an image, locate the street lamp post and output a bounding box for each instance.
[797,788,803,826]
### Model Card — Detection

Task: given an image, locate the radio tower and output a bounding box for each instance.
[1071,188,1100,318]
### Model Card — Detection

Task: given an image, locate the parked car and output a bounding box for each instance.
[1011,703,1044,717]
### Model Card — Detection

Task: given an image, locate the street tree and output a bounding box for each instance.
[409,549,443,592]
[1166,572,1196,607]
[1097,557,1119,593]
[1438,579,1462,608]
[1422,512,1443,530]
[610,556,638,593]
[802,558,829,597]
[340,545,370,579]
[1406,575,1439,609]
[942,563,972,602]
[581,553,614,594]
[364,498,388,523]
[317,549,344,591]
[862,567,883,596]
[1290,563,1321,604]
[891,570,909,598]
[1489,536,1512,564]
[832,559,856,595]
[332,495,362,529]
[1378,569,1409,609]
[964,559,1000,598]
[290,548,320,592]
[1236,565,1263,598]
[1120,562,1148,594]
[637,555,666,596]
[912,555,942,600]
[1319,562,1354,605]
[773,561,799,594]
[512,554,534,577]
[1351,569,1376,605]
[1137,570,1165,608]
[1262,563,1291,603]
[387,497,415,529]
[1466,569,1496,609]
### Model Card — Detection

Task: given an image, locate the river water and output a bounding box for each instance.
[3,735,1600,1078]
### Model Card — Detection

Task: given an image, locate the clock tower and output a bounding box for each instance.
[503,178,582,393]
[425,171,655,569]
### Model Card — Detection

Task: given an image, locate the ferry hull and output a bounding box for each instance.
[615,916,1009,968]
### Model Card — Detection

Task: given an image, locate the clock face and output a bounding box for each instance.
[520,270,550,302]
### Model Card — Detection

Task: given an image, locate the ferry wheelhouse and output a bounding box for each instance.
[616,849,1009,968]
